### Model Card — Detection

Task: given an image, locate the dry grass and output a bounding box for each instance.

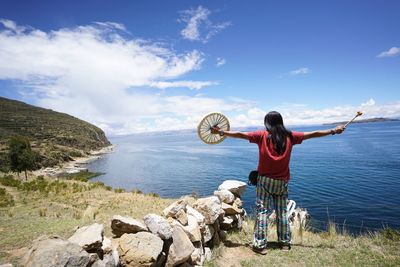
[213,218,400,267]
[0,175,175,266]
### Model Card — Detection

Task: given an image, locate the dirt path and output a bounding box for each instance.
[215,241,260,267]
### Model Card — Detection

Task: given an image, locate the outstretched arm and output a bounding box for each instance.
[211,127,249,140]
[303,125,346,140]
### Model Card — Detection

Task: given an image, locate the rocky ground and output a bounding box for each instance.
[1,174,400,267]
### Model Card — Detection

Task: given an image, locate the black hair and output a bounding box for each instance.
[264,111,293,155]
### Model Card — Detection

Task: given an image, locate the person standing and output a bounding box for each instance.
[211,111,345,254]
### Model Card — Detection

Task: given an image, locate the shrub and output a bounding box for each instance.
[147,192,160,198]
[68,150,83,158]
[380,228,400,241]
[114,188,125,193]
[66,171,102,182]
[0,175,21,187]
[131,189,143,194]
[0,188,14,207]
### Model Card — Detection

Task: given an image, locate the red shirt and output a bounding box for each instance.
[248,130,304,182]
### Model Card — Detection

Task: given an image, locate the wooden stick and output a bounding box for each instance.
[344,111,363,128]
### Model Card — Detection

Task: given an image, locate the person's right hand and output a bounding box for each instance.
[210,126,221,134]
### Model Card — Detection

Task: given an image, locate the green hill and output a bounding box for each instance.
[0,96,111,169]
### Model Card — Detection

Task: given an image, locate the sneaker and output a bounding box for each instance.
[251,246,268,255]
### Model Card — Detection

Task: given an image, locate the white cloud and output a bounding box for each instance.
[0,20,245,135]
[179,6,231,43]
[361,98,375,107]
[216,57,226,67]
[230,99,400,128]
[150,80,218,90]
[377,47,400,58]
[289,67,311,76]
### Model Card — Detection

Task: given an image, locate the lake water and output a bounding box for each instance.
[88,121,400,233]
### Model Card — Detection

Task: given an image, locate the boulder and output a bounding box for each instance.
[189,248,201,266]
[213,190,235,204]
[163,199,187,218]
[236,214,244,230]
[220,216,234,230]
[143,213,173,240]
[175,209,188,226]
[100,237,119,266]
[190,242,204,266]
[218,180,247,196]
[166,226,195,267]
[22,235,91,267]
[101,237,113,254]
[68,223,104,251]
[204,247,212,262]
[233,197,243,209]
[192,196,222,224]
[221,202,243,216]
[117,232,163,267]
[91,252,118,267]
[186,206,205,230]
[202,224,215,243]
[170,215,202,243]
[111,215,148,237]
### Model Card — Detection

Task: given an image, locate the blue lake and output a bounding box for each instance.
[88,121,400,233]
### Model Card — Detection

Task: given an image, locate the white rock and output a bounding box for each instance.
[91,251,118,267]
[204,247,212,262]
[100,237,119,266]
[111,215,147,237]
[187,206,205,230]
[117,232,163,267]
[169,215,202,243]
[233,197,243,209]
[220,216,234,230]
[101,237,112,253]
[163,199,187,218]
[213,190,235,204]
[192,196,223,224]
[68,223,104,251]
[23,236,91,267]
[166,226,195,267]
[221,202,243,216]
[202,224,215,243]
[218,180,247,196]
[143,213,173,240]
[175,209,188,226]
[190,248,201,265]
[236,214,244,230]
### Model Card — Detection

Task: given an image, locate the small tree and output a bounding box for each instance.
[8,136,37,180]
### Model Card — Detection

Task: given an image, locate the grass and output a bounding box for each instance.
[211,219,400,267]
[65,171,103,182]
[0,174,174,265]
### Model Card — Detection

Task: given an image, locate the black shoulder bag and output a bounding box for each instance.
[248,170,258,186]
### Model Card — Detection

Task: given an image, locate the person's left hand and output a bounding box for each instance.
[334,125,346,134]
[210,126,221,134]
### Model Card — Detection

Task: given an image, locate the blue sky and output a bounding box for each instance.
[0,1,399,135]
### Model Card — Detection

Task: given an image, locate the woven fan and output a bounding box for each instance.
[197,112,230,144]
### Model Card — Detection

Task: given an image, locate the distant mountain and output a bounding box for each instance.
[0,97,111,169]
[323,117,399,125]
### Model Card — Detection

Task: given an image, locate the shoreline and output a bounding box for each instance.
[33,144,115,177]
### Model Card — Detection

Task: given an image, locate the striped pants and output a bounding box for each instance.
[253,175,291,249]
